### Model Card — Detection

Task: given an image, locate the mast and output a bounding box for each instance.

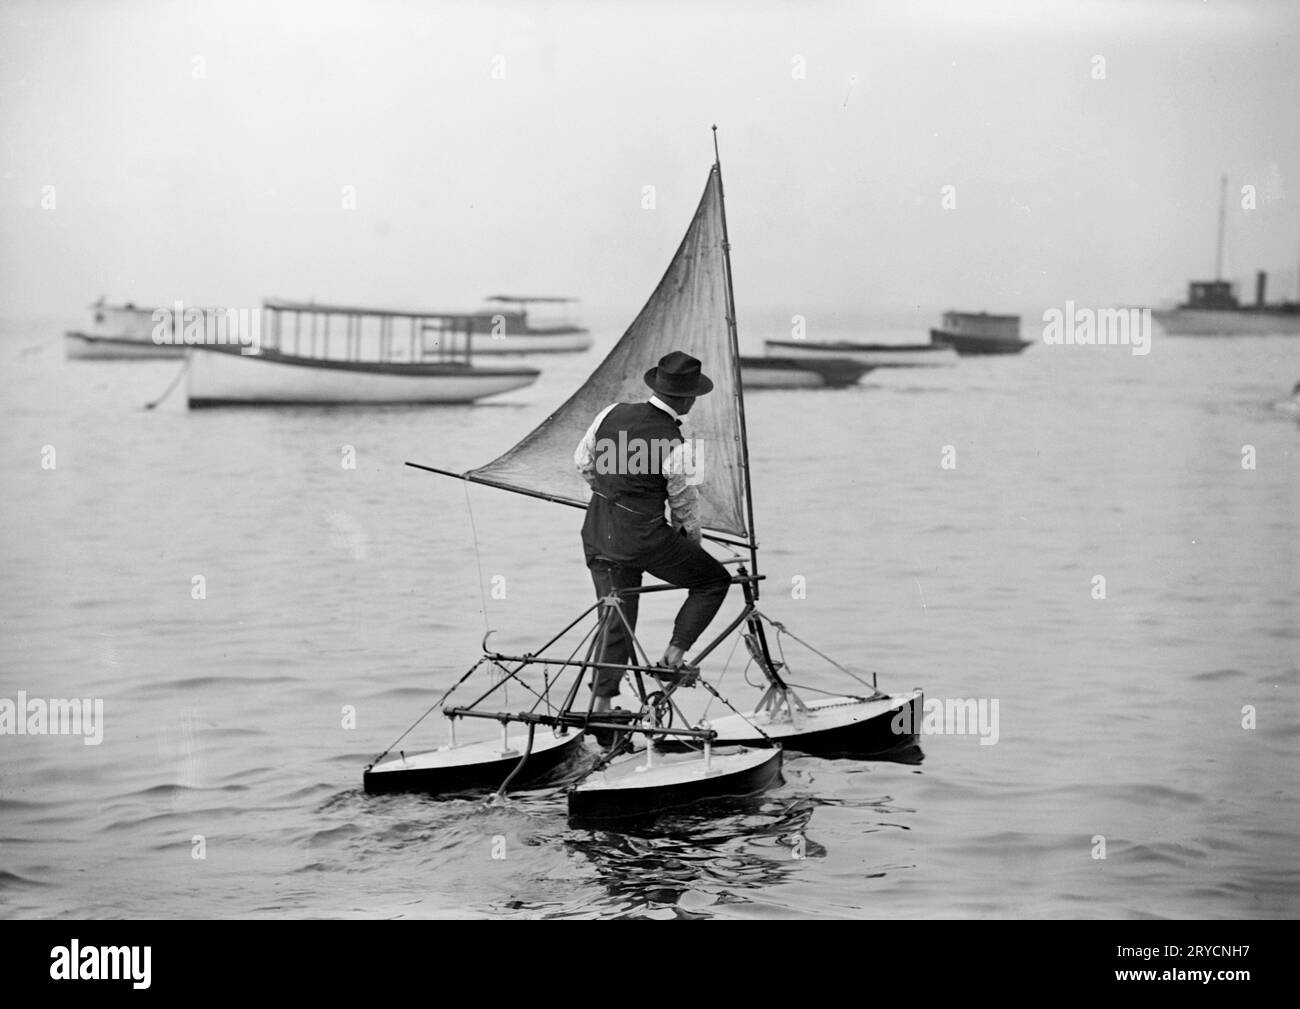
[1214,172,1227,282]
[711,125,761,597]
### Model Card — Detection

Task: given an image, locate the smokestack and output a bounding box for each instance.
[1256,270,1267,307]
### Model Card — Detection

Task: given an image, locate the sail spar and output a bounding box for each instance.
[462,166,750,541]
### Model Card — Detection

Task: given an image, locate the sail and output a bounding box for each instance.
[464,167,750,540]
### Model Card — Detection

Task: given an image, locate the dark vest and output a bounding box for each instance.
[581,402,682,563]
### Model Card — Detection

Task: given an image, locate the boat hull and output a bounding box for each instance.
[187,346,539,406]
[1151,309,1300,336]
[695,690,923,756]
[740,356,873,389]
[928,329,1032,355]
[363,730,586,795]
[567,745,783,823]
[65,331,186,360]
[764,339,956,367]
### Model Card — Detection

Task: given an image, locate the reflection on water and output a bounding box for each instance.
[557,798,811,918]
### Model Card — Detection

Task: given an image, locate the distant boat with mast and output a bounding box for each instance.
[1152,174,1300,336]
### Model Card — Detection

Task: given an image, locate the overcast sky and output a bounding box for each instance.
[2,0,1298,325]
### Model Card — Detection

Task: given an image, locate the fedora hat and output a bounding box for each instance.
[644,350,714,398]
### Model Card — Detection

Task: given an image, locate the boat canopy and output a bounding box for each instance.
[465,169,751,542]
[262,297,480,321]
[484,295,580,304]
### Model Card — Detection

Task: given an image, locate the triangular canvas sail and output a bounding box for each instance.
[464,167,750,540]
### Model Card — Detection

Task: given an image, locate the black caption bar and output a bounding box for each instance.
[0,921,1282,996]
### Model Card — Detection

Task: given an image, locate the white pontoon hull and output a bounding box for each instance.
[364,730,586,794]
[568,745,783,822]
[700,690,924,756]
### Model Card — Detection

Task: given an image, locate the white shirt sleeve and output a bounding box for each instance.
[662,438,702,544]
[574,403,618,488]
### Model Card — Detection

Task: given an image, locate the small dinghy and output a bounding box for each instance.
[363,728,586,796]
[569,744,782,824]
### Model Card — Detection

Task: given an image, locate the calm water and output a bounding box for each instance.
[1,311,1297,919]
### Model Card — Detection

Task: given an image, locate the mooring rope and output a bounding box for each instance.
[143,356,190,410]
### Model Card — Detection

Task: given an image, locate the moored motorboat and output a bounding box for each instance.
[466,296,593,354]
[740,355,872,389]
[929,311,1031,355]
[1150,176,1300,336]
[265,296,594,356]
[764,338,956,367]
[64,300,185,359]
[1151,275,1300,336]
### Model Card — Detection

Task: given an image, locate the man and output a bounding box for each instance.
[573,350,732,714]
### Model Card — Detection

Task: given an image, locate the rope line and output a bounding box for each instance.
[758,612,884,697]
[462,480,492,633]
[369,656,487,764]
[143,356,190,410]
[702,630,743,720]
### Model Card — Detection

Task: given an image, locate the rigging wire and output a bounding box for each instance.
[462,480,492,634]
[702,630,744,720]
[485,657,550,708]
[527,620,601,719]
[780,680,854,698]
[369,657,487,764]
[759,611,884,697]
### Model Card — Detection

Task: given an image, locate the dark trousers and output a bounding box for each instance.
[587,531,731,698]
